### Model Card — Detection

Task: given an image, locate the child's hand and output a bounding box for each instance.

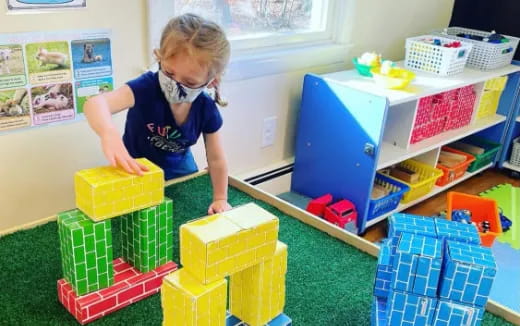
[208,199,231,214]
[101,128,149,175]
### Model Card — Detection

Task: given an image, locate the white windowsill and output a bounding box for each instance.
[224,42,353,82]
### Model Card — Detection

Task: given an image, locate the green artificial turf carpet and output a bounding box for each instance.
[0,175,514,325]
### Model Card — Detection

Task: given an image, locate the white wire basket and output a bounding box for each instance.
[510,137,520,167]
[435,27,519,71]
[405,35,473,76]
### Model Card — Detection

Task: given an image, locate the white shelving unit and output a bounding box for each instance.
[377,114,506,169]
[293,62,520,233]
[323,62,520,106]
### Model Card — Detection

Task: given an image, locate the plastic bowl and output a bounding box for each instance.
[353,58,376,77]
[370,67,416,90]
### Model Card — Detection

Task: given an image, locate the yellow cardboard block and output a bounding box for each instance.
[74,158,164,221]
[180,203,279,284]
[161,268,227,326]
[230,241,288,326]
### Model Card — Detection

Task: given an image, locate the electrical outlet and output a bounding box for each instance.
[262,116,277,148]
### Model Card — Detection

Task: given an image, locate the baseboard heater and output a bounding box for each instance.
[244,164,294,186]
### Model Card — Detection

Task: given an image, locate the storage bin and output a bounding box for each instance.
[446,191,502,247]
[405,35,473,76]
[475,76,508,120]
[436,147,476,186]
[367,173,410,220]
[450,137,501,172]
[385,160,443,204]
[509,136,520,167]
[436,27,520,71]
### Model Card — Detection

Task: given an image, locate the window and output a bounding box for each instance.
[147,0,353,79]
[171,0,331,50]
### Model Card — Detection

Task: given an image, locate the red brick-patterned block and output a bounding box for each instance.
[58,258,177,324]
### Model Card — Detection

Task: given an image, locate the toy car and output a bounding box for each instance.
[451,209,472,224]
[499,208,512,232]
[306,194,333,217]
[324,199,357,231]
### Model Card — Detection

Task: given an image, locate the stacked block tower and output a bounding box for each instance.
[372,213,497,326]
[161,203,292,326]
[57,158,178,324]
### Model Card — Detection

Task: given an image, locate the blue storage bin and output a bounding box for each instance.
[368,174,410,220]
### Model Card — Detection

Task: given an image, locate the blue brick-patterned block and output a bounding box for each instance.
[226,313,292,326]
[371,296,388,326]
[268,314,292,326]
[388,214,436,239]
[434,218,481,246]
[439,241,496,307]
[388,214,436,254]
[391,233,442,297]
[433,299,485,326]
[374,240,393,298]
[386,290,437,326]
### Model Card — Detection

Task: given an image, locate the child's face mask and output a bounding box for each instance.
[158,69,208,104]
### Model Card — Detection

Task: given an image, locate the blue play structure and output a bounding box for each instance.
[292,62,520,234]
[372,213,496,326]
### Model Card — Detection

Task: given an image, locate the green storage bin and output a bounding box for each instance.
[450,136,502,172]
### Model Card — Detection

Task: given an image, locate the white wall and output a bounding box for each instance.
[0,0,148,232]
[0,0,454,232]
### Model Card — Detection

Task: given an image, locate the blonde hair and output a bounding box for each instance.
[156,13,230,106]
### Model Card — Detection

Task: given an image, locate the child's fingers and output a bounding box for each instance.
[116,156,134,174]
[136,161,150,172]
[107,153,116,167]
[128,158,144,176]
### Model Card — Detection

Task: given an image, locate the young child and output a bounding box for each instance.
[84,13,231,214]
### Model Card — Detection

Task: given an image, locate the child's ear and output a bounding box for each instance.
[208,75,221,89]
[153,49,161,62]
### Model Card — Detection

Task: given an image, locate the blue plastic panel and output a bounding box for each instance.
[497,61,520,166]
[292,74,388,233]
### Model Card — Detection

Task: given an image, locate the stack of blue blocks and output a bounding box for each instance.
[371,213,497,326]
[226,313,292,326]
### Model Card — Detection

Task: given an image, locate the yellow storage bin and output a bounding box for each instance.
[476,90,501,119]
[386,159,443,204]
[476,76,508,120]
[484,76,508,91]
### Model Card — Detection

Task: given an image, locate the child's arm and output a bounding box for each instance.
[204,131,231,214]
[84,85,148,175]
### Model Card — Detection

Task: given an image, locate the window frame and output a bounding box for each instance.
[146,0,354,80]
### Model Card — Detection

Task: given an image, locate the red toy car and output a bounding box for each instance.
[306,194,333,217]
[324,199,357,230]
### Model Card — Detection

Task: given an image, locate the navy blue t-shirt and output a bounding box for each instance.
[124,71,223,180]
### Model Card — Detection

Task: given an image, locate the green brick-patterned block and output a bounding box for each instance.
[58,209,113,296]
[121,197,173,273]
